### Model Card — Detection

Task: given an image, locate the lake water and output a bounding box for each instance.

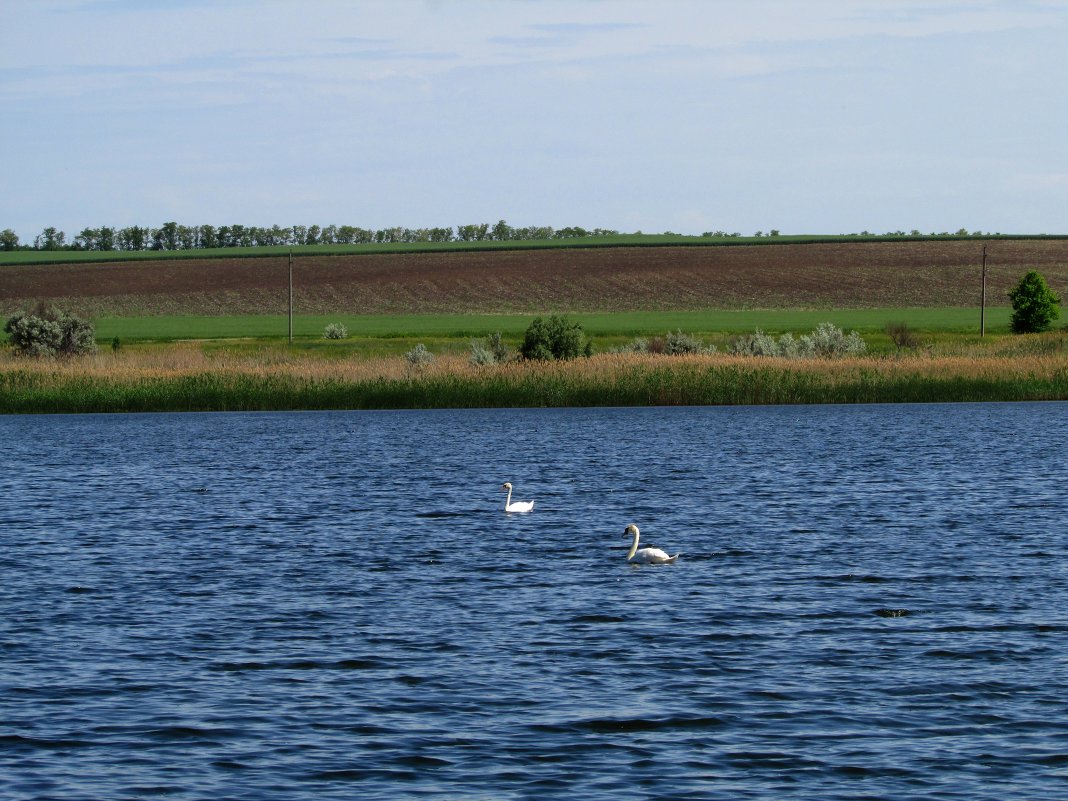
[1,403,1066,800]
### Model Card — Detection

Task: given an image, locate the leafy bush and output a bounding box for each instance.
[405,343,434,366]
[519,315,591,361]
[885,321,919,349]
[323,322,348,340]
[728,323,865,358]
[1009,270,1061,333]
[4,304,96,357]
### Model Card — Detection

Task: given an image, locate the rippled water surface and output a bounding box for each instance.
[2,404,1067,800]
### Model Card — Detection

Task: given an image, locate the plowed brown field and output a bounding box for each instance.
[3,240,1067,317]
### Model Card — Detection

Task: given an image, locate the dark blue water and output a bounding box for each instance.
[2,404,1067,800]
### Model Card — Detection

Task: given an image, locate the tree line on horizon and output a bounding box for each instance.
[0,222,1014,253]
[0,221,626,252]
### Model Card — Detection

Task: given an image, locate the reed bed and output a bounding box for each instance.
[2,342,1066,413]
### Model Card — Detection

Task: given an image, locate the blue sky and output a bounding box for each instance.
[2,0,1067,241]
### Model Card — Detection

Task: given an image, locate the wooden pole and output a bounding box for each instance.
[980,244,987,337]
[288,250,294,344]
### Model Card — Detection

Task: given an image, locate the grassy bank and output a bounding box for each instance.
[2,341,1065,414]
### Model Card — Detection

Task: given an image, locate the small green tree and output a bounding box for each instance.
[4,303,96,357]
[1009,270,1061,333]
[520,315,591,361]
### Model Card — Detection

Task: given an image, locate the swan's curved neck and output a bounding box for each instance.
[626,529,640,560]
[504,486,512,509]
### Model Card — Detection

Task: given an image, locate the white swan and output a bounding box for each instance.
[502,482,535,513]
[624,524,679,564]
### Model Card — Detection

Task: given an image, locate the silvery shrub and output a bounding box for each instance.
[4,304,96,357]
[728,329,781,356]
[405,343,434,366]
[323,322,348,340]
[469,340,495,365]
[664,329,703,355]
[729,323,865,358]
[469,331,512,365]
[800,322,867,356]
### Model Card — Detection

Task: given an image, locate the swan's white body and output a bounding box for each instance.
[502,482,534,513]
[624,524,679,564]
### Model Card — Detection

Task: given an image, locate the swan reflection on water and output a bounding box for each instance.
[501,482,535,513]
[624,524,680,565]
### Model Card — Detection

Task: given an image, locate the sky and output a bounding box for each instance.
[2,0,1068,242]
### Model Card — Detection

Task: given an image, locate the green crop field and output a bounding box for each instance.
[92,307,1012,343]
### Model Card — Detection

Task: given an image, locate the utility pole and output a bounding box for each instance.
[288,249,294,344]
[980,245,987,338]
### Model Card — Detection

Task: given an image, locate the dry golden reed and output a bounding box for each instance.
[1,343,1066,413]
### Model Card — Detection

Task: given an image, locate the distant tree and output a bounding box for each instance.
[0,229,19,250]
[334,225,357,244]
[553,226,589,239]
[491,219,514,241]
[98,226,116,251]
[117,225,148,251]
[74,227,99,250]
[1008,270,1061,333]
[271,225,291,246]
[376,227,405,244]
[231,224,251,247]
[520,315,591,361]
[197,224,216,249]
[34,227,66,250]
[177,225,196,250]
[456,223,490,241]
[159,221,180,250]
[515,225,553,240]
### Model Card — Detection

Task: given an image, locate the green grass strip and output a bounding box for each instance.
[92,307,1013,342]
